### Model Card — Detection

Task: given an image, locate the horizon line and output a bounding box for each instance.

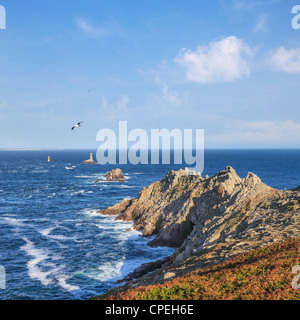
[1,147,300,151]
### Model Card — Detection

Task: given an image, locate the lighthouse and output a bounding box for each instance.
[83,153,96,164]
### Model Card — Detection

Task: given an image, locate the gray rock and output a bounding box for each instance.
[99,166,300,288]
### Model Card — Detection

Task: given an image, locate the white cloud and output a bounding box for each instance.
[75,17,125,41]
[101,95,130,120]
[0,97,7,109]
[154,76,184,106]
[253,14,267,32]
[230,0,280,12]
[174,36,252,83]
[271,47,300,73]
[239,120,300,141]
[76,17,109,39]
[209,119,300,145]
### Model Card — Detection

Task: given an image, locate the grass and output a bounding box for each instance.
[98,237,300,300]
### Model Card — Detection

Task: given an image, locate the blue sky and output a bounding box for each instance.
[0,0,300,149]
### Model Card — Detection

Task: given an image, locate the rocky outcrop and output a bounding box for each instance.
[96,168,125,183]
[105,168,125,181]
[97,198,134,216]
[98,166,300,285]
[117,257,170,283]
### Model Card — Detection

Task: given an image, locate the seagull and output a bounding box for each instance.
[71,121,83,130]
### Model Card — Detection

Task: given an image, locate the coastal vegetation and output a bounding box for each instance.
[98,237,300,300]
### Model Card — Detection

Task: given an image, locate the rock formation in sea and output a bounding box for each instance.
[98,166,300,287]
[96,168,126,182]
[83,153,96,164]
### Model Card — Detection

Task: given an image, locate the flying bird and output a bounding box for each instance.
[71,121,83,130]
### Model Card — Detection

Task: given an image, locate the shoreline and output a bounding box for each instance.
[94,166,300,298]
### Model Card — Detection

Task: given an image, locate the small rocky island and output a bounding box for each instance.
[96,166,300,294]
[95,168,126,183]
[82,153,96,164]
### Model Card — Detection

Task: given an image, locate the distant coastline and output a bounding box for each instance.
[0,148,65,151]
[1,147,300,151]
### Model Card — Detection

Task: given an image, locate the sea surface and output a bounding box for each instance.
[0,149,300,300]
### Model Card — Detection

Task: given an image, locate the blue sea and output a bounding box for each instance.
[0,149,300,300]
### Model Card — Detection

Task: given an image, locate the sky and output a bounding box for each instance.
[0,0,300,149]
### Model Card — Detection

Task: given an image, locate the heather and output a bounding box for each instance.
[101,237,300,300]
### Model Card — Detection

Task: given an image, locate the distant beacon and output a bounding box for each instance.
[48,156,50,162]
[83,153,96,164]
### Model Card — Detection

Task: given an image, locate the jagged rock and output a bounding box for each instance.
[97,199,134,216]
[117,257,170,283]
[105,168,125,181]
[95,168,126,183]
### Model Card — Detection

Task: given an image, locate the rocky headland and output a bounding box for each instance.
[96,166,300,294]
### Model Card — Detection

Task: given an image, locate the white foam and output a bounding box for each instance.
[20,237,77,292]
[21,238,53,286]
[81,209,100,217]
[31,169,49,174]
[69,190,85,196]
[47,193,56,198]
[74,174,105,179]
[56,276,79,292]
[117,185,135,189]
[1,217,25,227]
[82,260,125,282]
[74,176,91,178]
[122,196,135,201]
[40,227,55,237]
[49,234,75,241]
[115,228,139,241]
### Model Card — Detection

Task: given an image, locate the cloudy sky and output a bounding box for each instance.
[0,0,300,149]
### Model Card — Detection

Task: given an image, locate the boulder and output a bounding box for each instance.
[105,168,125,182]
[95,168,126,183]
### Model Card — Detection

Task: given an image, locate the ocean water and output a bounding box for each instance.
[0,149,300,300]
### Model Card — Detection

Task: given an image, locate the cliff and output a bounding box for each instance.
[97,167,300,288]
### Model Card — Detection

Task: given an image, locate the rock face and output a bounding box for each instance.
[97,198,133,216]
[99,166,300,285]
[95,168,126,183]
[117,257,170,283]
[105,168,125,182]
